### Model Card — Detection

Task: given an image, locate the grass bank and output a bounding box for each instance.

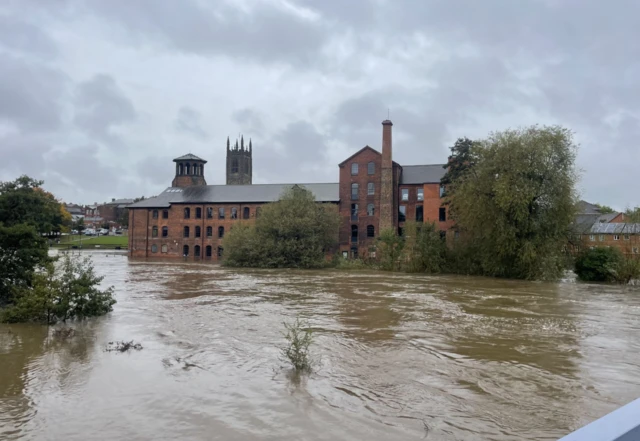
[51,235,128,249]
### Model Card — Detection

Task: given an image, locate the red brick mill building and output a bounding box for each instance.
[128,120,453,261]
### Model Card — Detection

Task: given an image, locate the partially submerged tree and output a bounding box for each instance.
[402,221,446,273]
[224,186,340,268]
[447,125,579,280]
[376,228,405,271]
[441,137,478,218]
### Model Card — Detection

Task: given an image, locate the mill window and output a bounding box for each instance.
[217,246,224,257]
[416,205,424,222]
[440,185,445,198]
[183,245,189,256]
[351,183,359,200]
[184,207,190,219]
[231,208,238,219]
[218,226,224,238]
[183,226,190,238]
[367,182,374,195]
[152,226,158,237]
[161,244,168,253]
[399,206,406,222]
[439,207,446,222]
[367,203,374,216]
[152,210,158,219]
[207,207,213,219]
[219,207,225,219]
[367,161,375,175]
[351,203,358,221]
[195,226,201,238]
[195,207,202,219]
[206,245,212,257]
[162,226,168,237]
[351,225,358,243]
[194,245,201,257]
[151,244,158,253]
[243,207,250,219]
[351,163,358,175]
[367,225,375,238]
[163,210,169,219]
[206,226,212,237]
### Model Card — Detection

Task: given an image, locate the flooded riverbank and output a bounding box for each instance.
[2,252,640,440]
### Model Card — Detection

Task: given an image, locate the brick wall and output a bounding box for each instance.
[579,233,640,255]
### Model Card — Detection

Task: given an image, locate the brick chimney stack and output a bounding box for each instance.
[379,119,394,232]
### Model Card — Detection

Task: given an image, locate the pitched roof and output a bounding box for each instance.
[400,164,447,184]
[173,153,207,163]
[338,146,380,166]
[128,183,340,208]
[590,223,640,234]
[577,200,601,214]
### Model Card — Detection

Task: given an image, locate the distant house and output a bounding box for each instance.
[97,198,134,224]
[571,201,639,255]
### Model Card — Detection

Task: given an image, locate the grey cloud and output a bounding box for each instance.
[175,107,208,140]
[232,108,265,137]
[0,14,58,57]
[73,74,136,140]
[83,0,327,66]
[0,54,68,131]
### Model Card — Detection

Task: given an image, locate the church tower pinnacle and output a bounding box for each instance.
[226,135,252,185]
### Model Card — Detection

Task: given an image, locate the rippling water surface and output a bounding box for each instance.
[2,251,640,440]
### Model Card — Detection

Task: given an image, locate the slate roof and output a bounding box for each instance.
[577,200,601,214]
[572,213,624,234]
[589,223,640,234]
[104,198,134,205]
[128,183,340,208]
[173,153,207,162]
[400,164,447,184]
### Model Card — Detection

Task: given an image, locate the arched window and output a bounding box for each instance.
[195,207,202,219]
[206,207,213,218]
[178,163,184,175]
[206,226,212,237]
[351,225,358,243]
[151,244,158,253]
[195,226,201,238]
[351,183,359,200]
[232,158,238,173]
[161,244,168,253]
[194,245,201,257]
[368,161,375,175]
[218,207,225,219]
[163,210,169,219]
[231,207,238,219]
[183,245,189,256]
[152,210,158,219]
[152,226,158,237]
[184,207,190,219]
[217,246,224,257]
[183,226,190,238]
[351,203,358,221]
[218,226,224,238]
[206,245,212,257]
[243,207,250,219]
[367,182,374,195]
[367,203,374,216]
[351,163,358,175]
[367,225,375,238]
[162,226,168,237]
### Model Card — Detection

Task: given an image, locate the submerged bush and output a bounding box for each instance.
[281,317,313,372]
[575,247,623,282]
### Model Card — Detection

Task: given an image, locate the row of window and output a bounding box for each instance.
[399,186,445,202]
[398,206,446,222]
[589,234,633,241]
[176,163,203,176]
[152,207,257,220]
[350,225,376,243]
[151,225,226,238]
[351,162,376,176]
[150,243,224,257]
[572,245,639,254]
[350,183,376,200]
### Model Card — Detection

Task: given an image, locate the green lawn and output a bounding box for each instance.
[52,235,128,248]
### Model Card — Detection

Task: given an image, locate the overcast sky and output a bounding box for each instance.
[0,0,638,209]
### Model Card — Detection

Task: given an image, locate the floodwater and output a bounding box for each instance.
[2,252,640,440]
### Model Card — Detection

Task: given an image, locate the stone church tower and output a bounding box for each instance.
[226,135,252,185]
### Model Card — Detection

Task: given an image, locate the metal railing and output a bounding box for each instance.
[558,398,640,441]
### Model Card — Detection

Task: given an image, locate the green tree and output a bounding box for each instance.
[376,228,405,271]
[0,176,66,234]
[1,254,116,324]
[73,217,85,233]
[625,207,640,223]
[0,223,49,307]
[402,221,446,273]
[441,137,478,217]
[224,186,340,268]
[448,125,578,280]
[595,204,616,214]
[575,247,623,282]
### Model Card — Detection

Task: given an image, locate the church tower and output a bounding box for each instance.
[226,135,252,185]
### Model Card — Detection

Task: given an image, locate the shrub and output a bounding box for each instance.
[281,317,313,372]
[575,247,623,282]
[376,228,405,271]
[402,221,445,273]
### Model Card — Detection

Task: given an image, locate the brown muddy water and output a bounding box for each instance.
[1,252,640,440]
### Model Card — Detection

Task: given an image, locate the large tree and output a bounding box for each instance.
[448,126,578,280]
[441,137,477,217]
[224,186,340,268]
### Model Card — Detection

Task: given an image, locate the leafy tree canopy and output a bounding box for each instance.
[223,186,340,268]
[595,203,616,214]
[447,125,578,280]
